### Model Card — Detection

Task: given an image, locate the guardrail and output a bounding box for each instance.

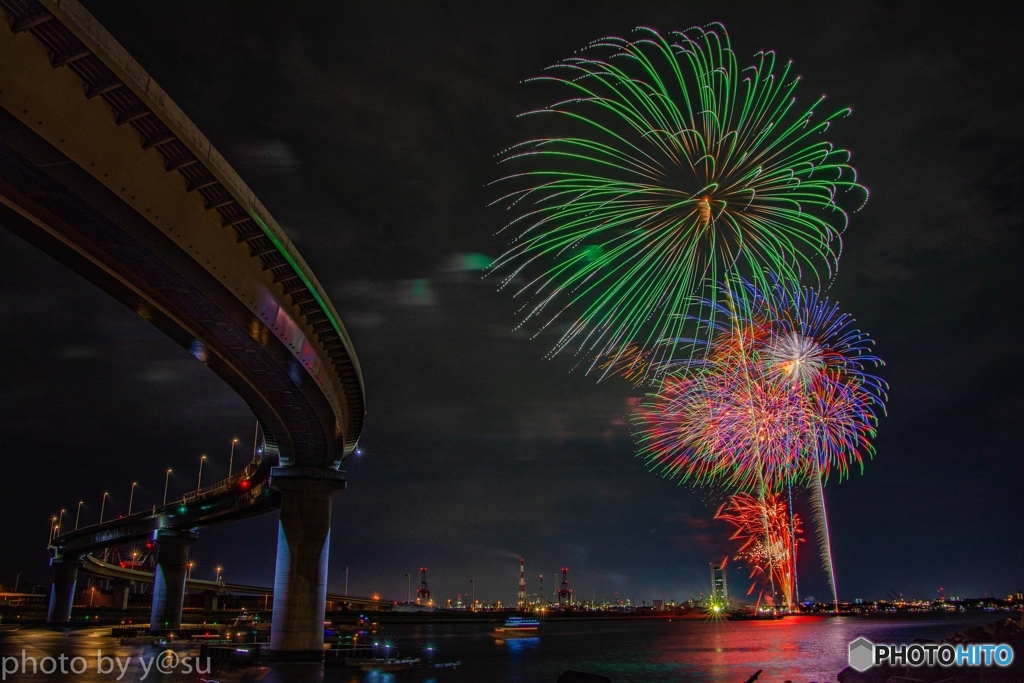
[55,457,266,540]
[181,458,262,504]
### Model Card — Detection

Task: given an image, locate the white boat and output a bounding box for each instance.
[357,657,420,671]
[434,660,461,669]
[493,616,540,637]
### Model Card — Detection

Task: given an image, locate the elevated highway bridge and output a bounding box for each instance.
[80,555,391,613]
[0,0,366,660]
[52,456,277,560]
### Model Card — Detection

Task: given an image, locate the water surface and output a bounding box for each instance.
[0,612,1005,682]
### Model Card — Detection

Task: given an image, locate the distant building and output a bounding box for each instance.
[710,561,728,604]
[393,602,433,613]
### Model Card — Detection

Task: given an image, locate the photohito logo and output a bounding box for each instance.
[848,637,1014,671]
[849,638,874,672]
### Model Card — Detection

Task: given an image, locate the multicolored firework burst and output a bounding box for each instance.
[633,279,886,492]
[633,279,886,608]
[716,491,802,610]
[490,24,866,377]
[489,20,882,615]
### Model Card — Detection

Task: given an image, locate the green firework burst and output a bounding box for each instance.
[490,23,867,379]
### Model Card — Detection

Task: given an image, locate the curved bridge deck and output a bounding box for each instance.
[1,0,370,651]
[51,457,284,558]
[0,0,363,467]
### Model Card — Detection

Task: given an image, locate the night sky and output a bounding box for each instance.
[1,1,1022,607]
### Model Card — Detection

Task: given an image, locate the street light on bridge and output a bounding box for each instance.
[215,566,222,584]
[197,454,207,491]
[228,438,238,478]
[128,482,137,516]
[99,492,109,524]
[74,501,83,530]
[251,420,260,461]
[57,508,65,536]
[163,469,172,506]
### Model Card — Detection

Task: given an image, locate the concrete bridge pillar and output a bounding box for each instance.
[268,467,346,661]
[149,529,198,631]
[46,556,83,623]
[111,579,131,611]
[202,590,219,611]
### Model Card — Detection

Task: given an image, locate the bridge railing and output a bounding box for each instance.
[181,457,262,505]
[55,457,265,541]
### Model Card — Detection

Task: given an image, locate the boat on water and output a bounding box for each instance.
[230,610,262,628]
[118,636,156,645]
[727,609,785,621]
[434,661,461,669]
[493,616,541,637]
[357,657,420,672]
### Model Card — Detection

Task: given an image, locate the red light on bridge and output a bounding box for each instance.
[240,480,250,490]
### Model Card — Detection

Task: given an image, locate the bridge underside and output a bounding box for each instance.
[1,0,369,659]
[0,0,364,467]
[0,106,333,465]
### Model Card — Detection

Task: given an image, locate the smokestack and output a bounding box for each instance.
[517,558,527,609]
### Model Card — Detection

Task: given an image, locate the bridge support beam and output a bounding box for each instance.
[150,529,198,632]
[202,591,219,612]
[111,579,131,611]
[268,468,346,661]
[46,556,83,623]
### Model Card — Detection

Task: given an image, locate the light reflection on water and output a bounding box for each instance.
[0,613,1004,683]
